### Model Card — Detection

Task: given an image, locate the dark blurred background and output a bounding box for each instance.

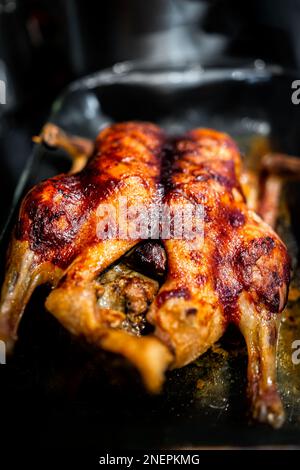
[1,0,300,227]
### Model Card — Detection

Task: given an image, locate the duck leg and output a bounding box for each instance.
[34,123,95,173]
[238,292,284,428]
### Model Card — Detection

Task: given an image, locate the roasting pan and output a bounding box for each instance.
[1,60,300,450]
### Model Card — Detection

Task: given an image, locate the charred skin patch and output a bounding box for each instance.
[124,242,167,278]
[235,236,290,314]
[238,237,275,267]
[189,250,202,263]
[213,260,243,325]
[227,209,245,228]
[212,232,290,321]
[169,138,239,191]
[185,307,198,316]
[195,274,206,286]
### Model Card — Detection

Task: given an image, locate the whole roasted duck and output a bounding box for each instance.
[0,121,292,428]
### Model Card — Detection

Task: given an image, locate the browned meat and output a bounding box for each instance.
[0,123,166,333]
[0,122,291,427]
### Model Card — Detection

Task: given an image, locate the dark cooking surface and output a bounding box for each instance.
[1,62,300,449]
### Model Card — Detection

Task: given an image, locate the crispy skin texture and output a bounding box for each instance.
[17,121,164,269]
[0,123,291,426]
[148,129,290,426]
[0,123,170,364]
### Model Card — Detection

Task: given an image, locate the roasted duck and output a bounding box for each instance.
[0,121,292,427]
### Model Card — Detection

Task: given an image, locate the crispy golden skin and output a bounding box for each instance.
[0,122,173,388]
[148,129,290,427]
[0,123,291,426]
